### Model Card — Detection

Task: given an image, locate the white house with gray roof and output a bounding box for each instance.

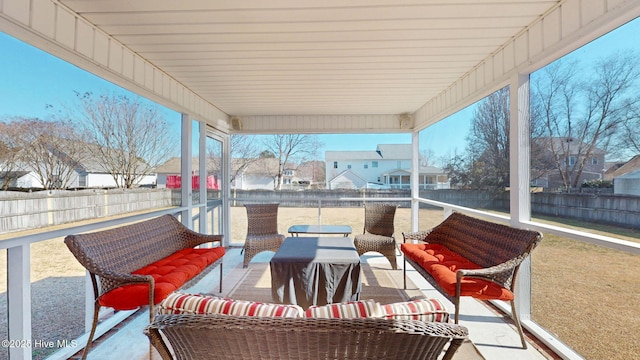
[10,143,156,189]
[325,144,449,190]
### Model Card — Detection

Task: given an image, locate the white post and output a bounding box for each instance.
[510,73,533,321]
[411,131,420,232]
[199,121,207,233]
[222,130,231,247]
[7,245,31,360]
[181,113,193,226]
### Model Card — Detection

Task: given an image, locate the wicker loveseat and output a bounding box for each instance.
[401,212,542,348]
[64,214,225,359]
[146,314,468,360]
[144,292,468,360]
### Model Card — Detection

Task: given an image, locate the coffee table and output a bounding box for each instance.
[270,237,361,308]
[287,224,352,237]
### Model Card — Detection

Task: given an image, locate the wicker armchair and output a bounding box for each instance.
[354,203,398,269]
[242,203,286,268]
[145,314,469,360]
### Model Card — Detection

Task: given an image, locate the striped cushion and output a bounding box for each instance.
[158,292,304,318]
[380,298,450,322]
[304,299,381,318]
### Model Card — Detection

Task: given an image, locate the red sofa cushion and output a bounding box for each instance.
[401,243,513,301]
[98,247,225,310]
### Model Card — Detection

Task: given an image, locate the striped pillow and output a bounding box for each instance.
[157,292,304,318]
[304,299,381,318]
[380,298,450,323]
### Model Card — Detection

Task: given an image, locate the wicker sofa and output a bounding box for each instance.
[401,212,542,348]
[64,214,225,359]
[145,291,469,360]
[146,314,468,360]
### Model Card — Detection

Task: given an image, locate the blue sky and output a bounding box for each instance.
[1,17,639,156]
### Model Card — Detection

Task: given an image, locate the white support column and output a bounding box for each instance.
[181,113,193,226]
[411,131,420,232]
[199,121,207,234]
[510,73,532,225]
[7,245,31,360]
[510,73,533,321]
[222,132,231,248]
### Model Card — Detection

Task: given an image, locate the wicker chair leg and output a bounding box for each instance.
[81,301,101,360]
[454,301,461,324]
[403,256,407,289]
[510,299,528,349]
[243,248,252,268]
[219,261,223,293]
[385,252,398,270]
[454,281,462,324]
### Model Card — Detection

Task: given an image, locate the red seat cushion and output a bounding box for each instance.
[98,247,225,310]
[401,243,513,301]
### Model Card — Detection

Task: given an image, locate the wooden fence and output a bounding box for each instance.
[0,188,637,234]
[422,189,640,229]
[0,189,174,234]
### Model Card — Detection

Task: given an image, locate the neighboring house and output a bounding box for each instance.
[280,160,325,189]
[605,155,640,196]
[280,167,314,189]
[231,157,277,190]
[531,137,606,189]
[604,154,640,180]
[325,144,449,190]
[74,150,156,188]
[614,170,640,196]
[229,158,322,190]
[0,170,29,188]
[328,169,369,189]
[8,144,156,189]
[230,157,296,190]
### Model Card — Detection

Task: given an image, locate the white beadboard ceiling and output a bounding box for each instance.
[59,0,560,117]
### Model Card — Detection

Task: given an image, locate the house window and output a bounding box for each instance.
[591,157,598,165]
[347,164,352,169]
[364,163,368,169]
[333,161,338,169]
[372,161,378,168]
[568,156,577,166]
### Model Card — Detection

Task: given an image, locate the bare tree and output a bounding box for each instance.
[441,149,474,189]
[466,87,511,189]
[532,52,640,189]
[229,135,261,184]
[419,148,436,167]
[74,92,176,188]
[262,134,322,190]
[0,121,21,190]
[442,86,550,190]
[0,120,25,189]
[9,117,87,189]
[617,94,640,156]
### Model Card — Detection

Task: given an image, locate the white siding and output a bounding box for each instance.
[326,153,407,187]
